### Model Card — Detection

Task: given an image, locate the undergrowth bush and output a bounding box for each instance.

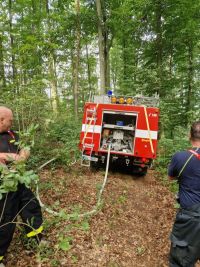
[155,126,190,193]
[28,115,82,169]
[156,126,190,169]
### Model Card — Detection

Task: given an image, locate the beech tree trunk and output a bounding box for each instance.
[9,0,18,93]
[96,0,106,94]
[155,0,163,96]
[0,34,5,88]
[186,43,193,124]
[73,0,81,118]
[46,0,58,114]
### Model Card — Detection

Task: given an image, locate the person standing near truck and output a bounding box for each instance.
[0,106,43,267]
[168,121,200,266]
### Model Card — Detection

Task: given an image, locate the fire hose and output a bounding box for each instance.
[36,144,111,218]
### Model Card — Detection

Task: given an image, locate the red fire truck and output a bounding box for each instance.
[79,94,159,175]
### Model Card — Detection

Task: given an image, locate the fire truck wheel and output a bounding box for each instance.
[90,161,100,171]
[132,166,148,177]
[139,168,148,176]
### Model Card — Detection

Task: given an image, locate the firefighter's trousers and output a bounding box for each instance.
[0,184,43,257]
[169,204,200,267]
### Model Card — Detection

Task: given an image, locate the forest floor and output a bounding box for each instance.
[5,164,198,267]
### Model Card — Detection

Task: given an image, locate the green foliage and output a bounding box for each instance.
[80,220,90,232]
[37,242,54,264]
[0,162,39,200]
[17,123,39,151]
[156,126,190,169]
[118,195,127,205]
[136,246,146,256]
[0,0,199,195]
[170,180,179,194]
[58,236,73,251]
[0,125,40,199]
[50,259,61,267]
[27,114,82,168]
[155,126,190,194]
[47,115,81,164]
[1,0,200,162]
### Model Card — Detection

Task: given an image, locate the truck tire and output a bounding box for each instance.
[132,166,148,177]
[90,160,100,171]
[139,167,148,176]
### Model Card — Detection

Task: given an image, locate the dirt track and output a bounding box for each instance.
[6,166,178,266]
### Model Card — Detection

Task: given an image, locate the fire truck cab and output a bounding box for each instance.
[79,94,159,176]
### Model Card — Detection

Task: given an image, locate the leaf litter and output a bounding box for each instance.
[5,166,197,267]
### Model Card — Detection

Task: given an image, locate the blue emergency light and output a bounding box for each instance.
[107,90,113,97]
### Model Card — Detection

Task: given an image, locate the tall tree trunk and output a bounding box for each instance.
[48,53,58,114]
[0,34,6,88]
[155,0,162,96]
[105,48,110,89]
[122,36,127,84]
[8,0,18,93]
[32,0,43,79]
[186,43,193,123]
[46,0,58,114]
[96,0,106,94]
[73,0,81,118]
[86,42,92,94]
[102,0,110,90]
[169,50,173,78]
[134,48,139,84]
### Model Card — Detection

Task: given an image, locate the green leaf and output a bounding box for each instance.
[58,210,69,219]
[0,161,39,195]
[81,221,90,232]
[58,237,72,251]
[174,203,180,209]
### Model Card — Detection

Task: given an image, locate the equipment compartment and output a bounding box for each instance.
[100,111,137,153]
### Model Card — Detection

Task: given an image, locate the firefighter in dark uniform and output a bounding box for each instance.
[168,121,200,267]
[0,106,43,267]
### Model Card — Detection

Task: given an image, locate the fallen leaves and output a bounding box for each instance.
[5,167,176,267]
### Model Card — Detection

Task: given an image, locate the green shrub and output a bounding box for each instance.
[155,126,190,194]
[28,115,82,168]
[156,126,190,169]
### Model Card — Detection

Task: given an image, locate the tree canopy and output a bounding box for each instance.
[0,0,199,137]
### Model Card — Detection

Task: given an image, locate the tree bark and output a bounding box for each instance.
[8,0,18,93]
[86,42,92,94]
[186,43,193,122]
[95,0,106,94]
[155,0,163,96]
[0,34,5,88]
[48,53,58,114]
[102,0,110,90]
[73,0,81,118]
[46,0,58,114]
[123,36,127,83]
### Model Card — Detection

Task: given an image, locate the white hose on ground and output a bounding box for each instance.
[36,144,111,218]
[36,157,59,216]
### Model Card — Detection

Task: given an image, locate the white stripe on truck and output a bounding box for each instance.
[82,124,102,133]
[135,129,158,140]
[82,124,158,140]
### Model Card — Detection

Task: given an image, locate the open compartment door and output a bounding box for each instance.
[100,111,138,154]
